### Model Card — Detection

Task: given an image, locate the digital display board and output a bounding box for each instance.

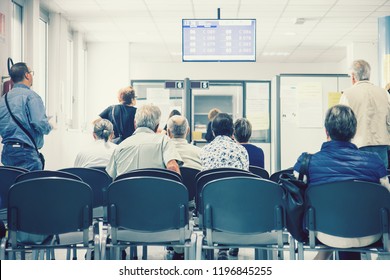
[182,19,256,62]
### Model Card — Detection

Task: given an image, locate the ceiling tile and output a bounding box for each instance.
[40,0,387,63]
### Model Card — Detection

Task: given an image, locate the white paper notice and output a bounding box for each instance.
[297,83,323,128]
[246,100,269,130]
[280,85,298,125]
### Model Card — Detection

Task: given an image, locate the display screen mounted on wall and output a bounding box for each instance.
[182,19,256,62]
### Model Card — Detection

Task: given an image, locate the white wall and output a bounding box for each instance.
[0,1,11,80]
[129,61,346,81]
[42,13,90,170]
[85,42,130,124]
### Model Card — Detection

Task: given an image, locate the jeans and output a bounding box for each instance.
[1,144,42,171]
[359,145,389,169]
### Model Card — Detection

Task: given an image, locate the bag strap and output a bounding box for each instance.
[4,93,39,153]
[298,152,312,181]
[111,105,123,138]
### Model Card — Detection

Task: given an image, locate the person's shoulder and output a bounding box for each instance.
[188,142,201,152]
[26,89,44,102]
[359,149,384,164]
[243,143,263,151]
[341,85,355,95]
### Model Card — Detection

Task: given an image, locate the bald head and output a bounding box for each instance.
[167,115,189,139]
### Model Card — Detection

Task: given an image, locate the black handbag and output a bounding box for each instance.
[279,152,312,242]
[4,93,45,169]
[111,105,123,144]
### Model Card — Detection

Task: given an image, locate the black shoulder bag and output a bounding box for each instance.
[4,93,45,169]
[111,105,123,144]
[278,152,312,242]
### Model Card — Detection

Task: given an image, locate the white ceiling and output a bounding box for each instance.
[40,0,390,63]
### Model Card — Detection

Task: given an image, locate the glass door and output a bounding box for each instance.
[131,80,184,131]
[191,81,243,143]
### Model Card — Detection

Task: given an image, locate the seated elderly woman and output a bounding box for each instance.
[201,113,249,171]
[74,119,117,168]
[233,118,264,168]
[293,104,390,260]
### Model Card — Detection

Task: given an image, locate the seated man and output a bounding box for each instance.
[201,113,249,171]
[74,118,116,168]
[167,115,202,170]
[106,104,182,179]
[293,104,390,260]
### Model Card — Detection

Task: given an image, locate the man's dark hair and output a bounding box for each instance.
[9,62,29,83]
[212,113,234,137]
[325,104,357,142]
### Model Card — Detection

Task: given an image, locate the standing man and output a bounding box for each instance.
[0,62,52,170]
[340,59,390,167]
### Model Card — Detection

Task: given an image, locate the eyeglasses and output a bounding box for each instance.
[28,70,34,76]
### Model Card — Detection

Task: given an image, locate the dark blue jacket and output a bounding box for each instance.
[294,140,387,186]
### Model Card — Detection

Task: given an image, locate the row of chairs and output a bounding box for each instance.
[3,164,388,258]
[1,174,389,260]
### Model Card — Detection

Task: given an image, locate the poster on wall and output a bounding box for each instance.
[0,12,5,42]
[328,92,342,108]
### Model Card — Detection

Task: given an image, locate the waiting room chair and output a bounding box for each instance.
[0,168,26,221]
[249,165,270,179]
[197,176,294,260]
[194,167,249,182]
[114,168,182,182]
[0,177,100,260]
[297,180,390,260]
[59,167,112,219]
[89,166,108,173]
[0,165,29,173]
[101,177,196,260]
[195,169,259,222]
[114,168,183,259]
[15,170,82,183]
[269,168,294,183]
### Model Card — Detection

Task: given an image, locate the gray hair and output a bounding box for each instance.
[234,118,252,143]
[167,115,188,138]
[351,59,371,81]
[135,104,161,130]
[94,119,114,142]
[325,105,357,142]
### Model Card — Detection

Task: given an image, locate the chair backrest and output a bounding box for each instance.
[89,166,109,174]
[8,177,92,236]
[195,167,248,182]
[0,165,29,172]
[196,169,259,214]
[305,180,390,238]
[269,168,294,183]
[107,177,188,231]
[0,168,25,209]
[249,165,270,179]
[179,167,200,201]
[59,167,112,208]
[115,168,182,182]
[202,177,285,234]
[15,170,82,183]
